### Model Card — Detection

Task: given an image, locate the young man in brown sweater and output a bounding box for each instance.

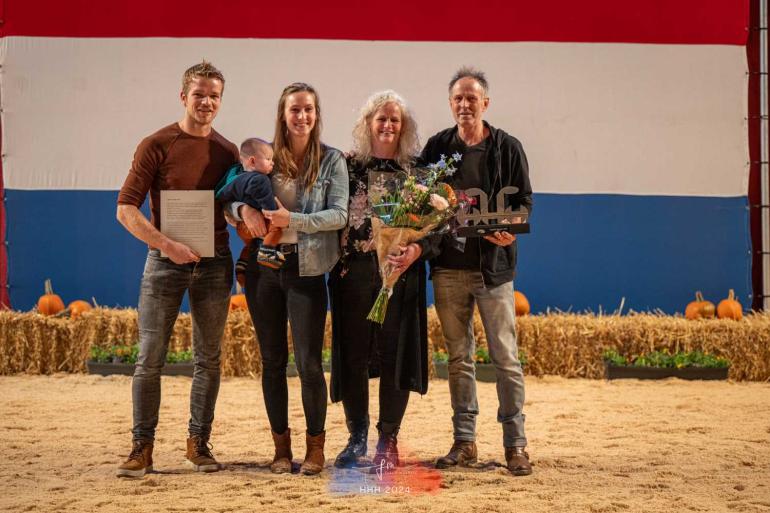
[115,61,239,477]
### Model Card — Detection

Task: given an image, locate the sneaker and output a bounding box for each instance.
[185,436,220,472]
[257,246,285,269]
[505,446,532,476]
[116,440,153,478]
[435,440,477,469]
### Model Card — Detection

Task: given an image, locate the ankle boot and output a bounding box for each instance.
[372,425,399,472]
[270,428,293,474]
[300,431,326,475]
[334,418,369,468]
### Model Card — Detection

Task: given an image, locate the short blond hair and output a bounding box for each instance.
[182,60,225,94]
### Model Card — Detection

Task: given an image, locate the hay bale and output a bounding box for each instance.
[426,308,770,381]
[0,311,74,374]
[2,307,769,380]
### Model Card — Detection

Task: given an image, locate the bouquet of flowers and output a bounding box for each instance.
[366,154,464,323]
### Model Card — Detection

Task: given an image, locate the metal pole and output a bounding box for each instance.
[762,0,770,311]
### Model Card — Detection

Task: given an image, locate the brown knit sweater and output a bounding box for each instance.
[118,123,239,249]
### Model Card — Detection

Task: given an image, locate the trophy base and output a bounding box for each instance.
[456,223,530,238]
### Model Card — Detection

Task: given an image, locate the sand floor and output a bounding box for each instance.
[1,374,769,513]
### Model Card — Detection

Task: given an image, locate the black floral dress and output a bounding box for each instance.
[329,156,429,421]
[339,157,403,271]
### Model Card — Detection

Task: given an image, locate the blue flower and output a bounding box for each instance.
[452,152,462,161]
[437,159,446,168]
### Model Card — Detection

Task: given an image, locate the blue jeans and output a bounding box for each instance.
[432,268,527,448]
[132,249,233,442]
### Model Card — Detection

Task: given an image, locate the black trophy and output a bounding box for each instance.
[456,186,530,237]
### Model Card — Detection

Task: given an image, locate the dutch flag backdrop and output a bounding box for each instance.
[0,0,752,313]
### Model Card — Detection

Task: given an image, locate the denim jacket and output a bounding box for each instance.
[228,145,349,276]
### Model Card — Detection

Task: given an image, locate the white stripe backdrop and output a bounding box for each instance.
[0,37,748,196]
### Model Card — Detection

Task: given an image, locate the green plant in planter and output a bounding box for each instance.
[602,349,729,369]
[166,349,193,364]
[518,348,528,368]
[602,349,628,366]
[89,346,113,364]
[433,347,527,366]
[89,344,193,364]
[434,349,449,363]
[474,348,491,364]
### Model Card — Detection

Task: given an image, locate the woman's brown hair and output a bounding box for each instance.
[273,82,323,189]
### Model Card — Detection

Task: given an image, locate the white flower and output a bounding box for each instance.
[452,152,462,161]
[429,193,450,211]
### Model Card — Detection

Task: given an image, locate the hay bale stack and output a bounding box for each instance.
[2,308,769,380]
[0,311,73,374]
[426,308,770,381]
[221,310,260,377]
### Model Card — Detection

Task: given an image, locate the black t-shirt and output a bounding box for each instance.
[434,133,490,270]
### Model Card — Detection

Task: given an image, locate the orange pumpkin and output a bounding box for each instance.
[229,283,248,311]
[717,289,743,320]
[514,290,530,316]
[37,279,65,316]
[685,291,715,320]
[68,300,92,319]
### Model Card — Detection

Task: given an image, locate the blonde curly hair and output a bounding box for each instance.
[351,90,419,170]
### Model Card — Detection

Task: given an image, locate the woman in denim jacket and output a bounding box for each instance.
[230,83,348,476]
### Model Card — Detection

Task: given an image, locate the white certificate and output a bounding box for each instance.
[160,190,215,258]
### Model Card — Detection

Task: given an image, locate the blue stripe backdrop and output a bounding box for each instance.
[5,190,751,314]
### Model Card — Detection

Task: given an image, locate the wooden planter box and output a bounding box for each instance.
[433,361,498,383]
[86,361,195,377]
[286,362,331,377]
[604,362,729,381]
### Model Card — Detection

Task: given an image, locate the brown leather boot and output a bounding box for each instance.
[505,446,532,476]
[270,429,293,474]
[435,440,478,469]
[186,436,220,472]
[300,431,325,475]
[117,439,154,478]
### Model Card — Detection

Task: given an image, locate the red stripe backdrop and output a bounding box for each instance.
[0,0,753,310]
[0,0,749,44]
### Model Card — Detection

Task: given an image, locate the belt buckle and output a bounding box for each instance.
[278,243,295,255]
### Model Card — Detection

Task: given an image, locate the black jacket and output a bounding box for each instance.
[419,122,533,287]
[215,167,277,211]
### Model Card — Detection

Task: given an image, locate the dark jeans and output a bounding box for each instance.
[132,248,233,442]
[333,254,410,434]
[246,250,328,436]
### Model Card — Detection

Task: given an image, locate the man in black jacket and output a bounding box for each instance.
[421,67,533,476]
